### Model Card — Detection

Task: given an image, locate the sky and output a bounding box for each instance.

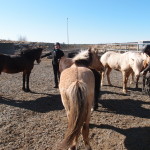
[0,0,150,44]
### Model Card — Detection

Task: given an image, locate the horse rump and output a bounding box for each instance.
[142,72,150,96]
[58,81,87,150]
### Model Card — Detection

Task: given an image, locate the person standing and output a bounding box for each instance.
[41,42,64,88]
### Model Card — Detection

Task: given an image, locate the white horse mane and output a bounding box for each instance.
[72,49,90,63]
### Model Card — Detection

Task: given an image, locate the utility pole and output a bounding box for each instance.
[67,18,69,48]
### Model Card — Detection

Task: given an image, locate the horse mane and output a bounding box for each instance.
[20,47,42,55]
[142,45,150,56]
[73,48,92,67]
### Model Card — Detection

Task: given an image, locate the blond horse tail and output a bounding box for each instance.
[58,80,88,150]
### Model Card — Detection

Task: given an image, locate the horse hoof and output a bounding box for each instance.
[69,146,77,150]
[22,88,26,92]
[93,105,98,111]
[22,88,31,92]
[85,145,92,150]
[91,108,94,112]
[26,89,31,92]
[123,90,127,94]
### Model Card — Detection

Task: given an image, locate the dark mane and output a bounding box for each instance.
[20,47,43,55]
[20,48,43,60]
[142,45,150,56]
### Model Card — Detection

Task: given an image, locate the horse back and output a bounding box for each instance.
[59,56,73,73]
[101,51,126,70]
[0,54,34,73]
[59,65,95,93]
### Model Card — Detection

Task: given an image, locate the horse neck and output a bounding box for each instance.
[25,50,41,61]
[90,54,103,71]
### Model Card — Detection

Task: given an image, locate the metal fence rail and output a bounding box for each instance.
[97,42,150,53]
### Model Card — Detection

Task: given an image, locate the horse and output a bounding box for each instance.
[142,44,150,56]
[59,56,73,73]
[59,49,104,110]
[58,48,101,150]
[0,47,43,92]
[100,51,150,93]
[142,72,150,96]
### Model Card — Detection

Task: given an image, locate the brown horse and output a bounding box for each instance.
[58,48,100,150]
[0,47,43,92]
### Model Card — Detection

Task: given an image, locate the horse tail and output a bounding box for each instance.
[58,80,88,150]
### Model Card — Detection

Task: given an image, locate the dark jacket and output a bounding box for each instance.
[52,49,64,65]
[41,49,64,65]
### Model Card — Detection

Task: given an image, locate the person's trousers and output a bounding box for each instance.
[52,64,60,86]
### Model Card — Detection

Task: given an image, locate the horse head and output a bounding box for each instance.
[129,52,150,78]
[72,47,104,72]
[35,48,43,64]
[142,53,150,68]
[89,48,104,72]
[142,45,150,56]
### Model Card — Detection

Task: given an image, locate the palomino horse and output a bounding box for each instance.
[0,47,43,92]
[59,49,104,110]
[58,48,100,150]
[100,51,150,93]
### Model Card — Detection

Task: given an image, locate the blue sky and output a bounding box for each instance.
[0,0,150,44]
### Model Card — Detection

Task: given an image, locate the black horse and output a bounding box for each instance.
[0,47,43,92]
[142,45,150,95]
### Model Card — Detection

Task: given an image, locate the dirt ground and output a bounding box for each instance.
[0,59,150,150]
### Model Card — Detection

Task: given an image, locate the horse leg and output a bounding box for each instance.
[68,135,79,150]
[90,69,100,111]
[122,71,127,93]
[101,70,105,86]
[26,72,31,92]
[22,72,26,91]
[82,112,92,150]
[106,67,112,85]
[135,75,140,88]
[142,74,146,92]
[130,72,134,84]
[126,72,131,86]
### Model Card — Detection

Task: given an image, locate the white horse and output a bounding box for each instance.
[100,51,150,93]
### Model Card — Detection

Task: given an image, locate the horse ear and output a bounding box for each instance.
[95,48,98,54]
[88,47,92,53]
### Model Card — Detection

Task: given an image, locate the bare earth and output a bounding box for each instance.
[0,59,150,150]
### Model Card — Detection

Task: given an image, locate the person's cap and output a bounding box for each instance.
[54,42,60,46]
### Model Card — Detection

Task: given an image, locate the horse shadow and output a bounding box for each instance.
[102,84,142,92]
[0,94,64,113]
[90,124,150,150]
[100,90,127,96]
[98,99,150,119]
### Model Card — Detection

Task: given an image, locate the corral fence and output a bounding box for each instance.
[96,42,150,54]
[0,41,93,55]
[0,41,150,56]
